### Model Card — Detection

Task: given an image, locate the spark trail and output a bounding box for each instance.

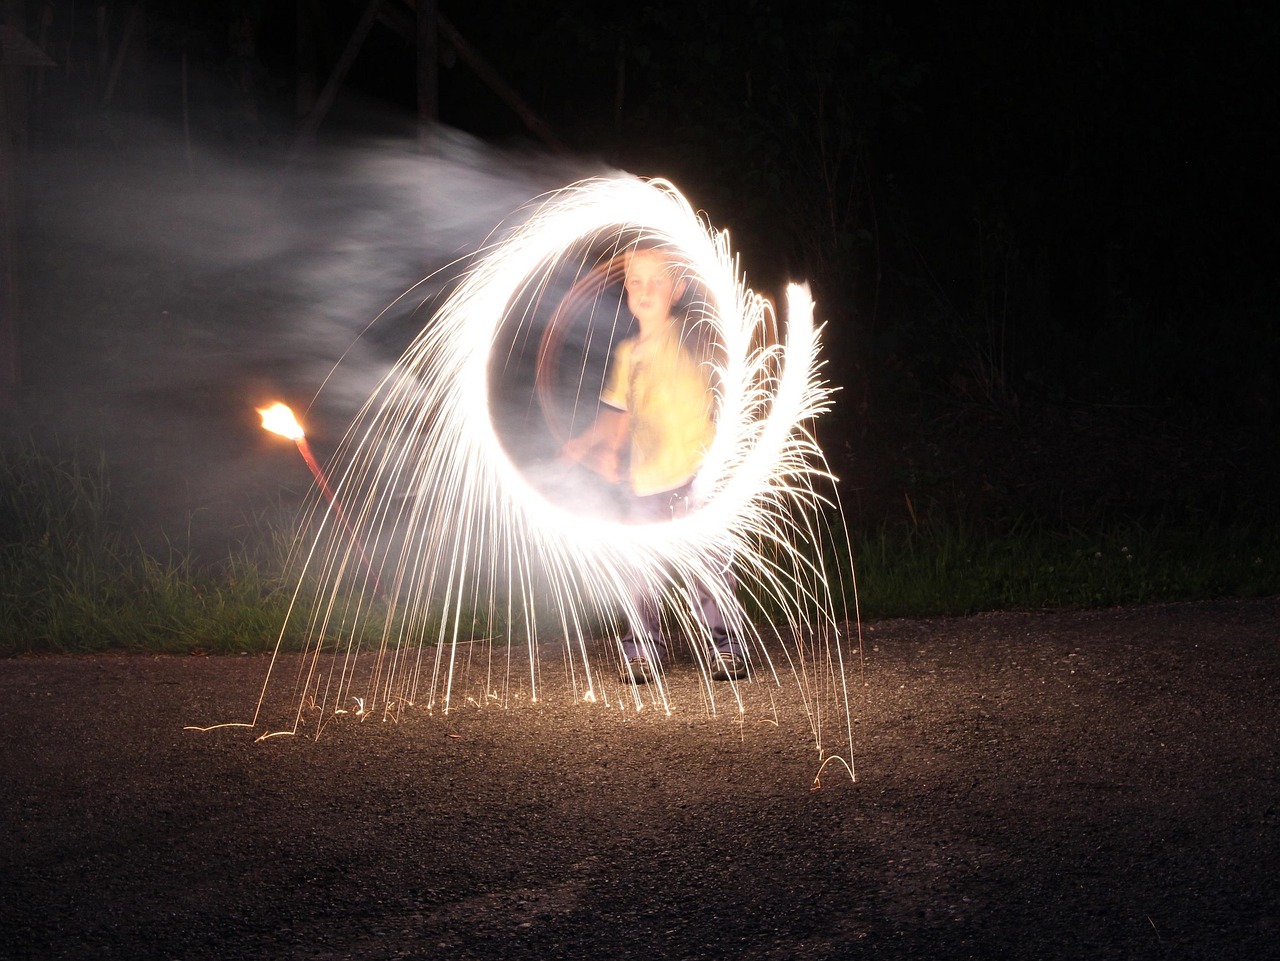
[253,176,858,777]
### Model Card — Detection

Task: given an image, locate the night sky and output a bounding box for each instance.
[68,0,1273,409]
[12,0,1279,544]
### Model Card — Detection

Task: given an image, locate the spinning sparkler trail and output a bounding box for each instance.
[254,176,858,778]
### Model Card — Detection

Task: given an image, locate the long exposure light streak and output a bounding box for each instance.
[252,176,858,780]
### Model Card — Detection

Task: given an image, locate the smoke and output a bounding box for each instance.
[18,123,604,557]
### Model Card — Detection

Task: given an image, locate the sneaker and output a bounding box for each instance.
[619,657,657,684]
[711,651,748,682]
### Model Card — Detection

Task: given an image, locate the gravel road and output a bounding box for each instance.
[2,598,1277,960]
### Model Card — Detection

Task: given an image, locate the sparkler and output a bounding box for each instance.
[251,176,858,781]
[258,402,335,503]
[258,401,385,599]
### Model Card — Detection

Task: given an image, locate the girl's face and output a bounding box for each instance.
[624,250,687,334]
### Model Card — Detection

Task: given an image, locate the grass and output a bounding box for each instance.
[2,438,1276,655]
[849,517,1279,618]
[0,439,301,655]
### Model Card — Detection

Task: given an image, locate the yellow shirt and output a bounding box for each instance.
[601,323,716,496]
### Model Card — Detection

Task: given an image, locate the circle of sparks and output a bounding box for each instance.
[255,177,855,773]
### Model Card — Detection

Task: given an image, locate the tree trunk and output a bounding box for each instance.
[416,0,437,149]
[1,3,30,407]
[296,0,316,120]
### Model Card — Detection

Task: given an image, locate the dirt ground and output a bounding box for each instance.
[2,598,1277,960]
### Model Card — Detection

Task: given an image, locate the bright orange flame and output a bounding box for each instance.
[258,402,304,441]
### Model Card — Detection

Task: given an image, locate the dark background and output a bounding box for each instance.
[5,0,1277,549]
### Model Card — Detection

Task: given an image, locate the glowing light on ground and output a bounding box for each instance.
[250,176,859,781]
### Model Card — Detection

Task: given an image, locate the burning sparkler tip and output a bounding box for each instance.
[257,401,305,441]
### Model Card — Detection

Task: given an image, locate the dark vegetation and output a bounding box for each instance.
[2,1,1276,651]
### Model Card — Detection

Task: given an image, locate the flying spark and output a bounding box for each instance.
[250,176,858,780]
